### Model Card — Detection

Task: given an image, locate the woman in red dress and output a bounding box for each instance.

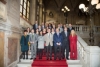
[69,30,77,60]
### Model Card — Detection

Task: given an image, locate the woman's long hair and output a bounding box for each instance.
[70,30,76,36]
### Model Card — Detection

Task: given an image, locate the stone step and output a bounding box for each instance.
[28,55,31,58]
[67,60,82,67]
[17,62,32,67]
[68,63,82,67]
[20,59,33,63]
[67,60,80,63]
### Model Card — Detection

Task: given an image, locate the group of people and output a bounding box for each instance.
[20,21,77,60]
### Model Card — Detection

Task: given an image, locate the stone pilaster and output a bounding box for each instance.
[29,0,36,25]
[39,0,43,24]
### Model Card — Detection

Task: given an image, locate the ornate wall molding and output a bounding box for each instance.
[0,0,6,4]
[0,21,22,34]
[0,1,7,21]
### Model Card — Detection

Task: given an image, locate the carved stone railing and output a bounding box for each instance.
[77,34,100,67]
[73,25,100,34]
[94,26,100,34]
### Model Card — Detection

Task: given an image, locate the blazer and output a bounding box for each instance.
[33,24,38,32]
[53,33,62,46]
[68,27,75,33]
[29,33,38,45]
[38,36,44,49]
[61,31,70,46]
[44,33,53,46]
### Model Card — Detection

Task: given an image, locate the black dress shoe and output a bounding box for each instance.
[67,58,69,60]
[40,57,42,59]
[54,58,56,60]
[34,58,36,60]
[30,58,33,60]
[23,57,25,59]
[26,58,28,59]
[50,58,52,60]
[47,58,49,60]
[59,58,61,60]
[39,58,41,59]
[62,57,65,59]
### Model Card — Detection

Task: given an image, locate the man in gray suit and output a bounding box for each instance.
[29,29,38,60]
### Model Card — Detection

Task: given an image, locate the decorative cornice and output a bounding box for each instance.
[0,21,22,34]
[0,0,6,4]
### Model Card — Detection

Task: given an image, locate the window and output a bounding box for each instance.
[20,0,30,21]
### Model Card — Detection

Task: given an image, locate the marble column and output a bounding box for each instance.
[29,0,36,25]
[39,0,43,24]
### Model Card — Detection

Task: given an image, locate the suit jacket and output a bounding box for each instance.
[44,33,53,46]
[53,33,62,46]
[29,33,38,45]
[68,27,75,33]
[41,25,45,31]
[33,24,38,32]
[61,31,70,46]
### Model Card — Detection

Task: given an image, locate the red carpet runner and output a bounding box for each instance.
[31,54,68,67]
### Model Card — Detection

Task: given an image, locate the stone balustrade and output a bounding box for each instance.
[73,25,100,34]
[77,34,100,67]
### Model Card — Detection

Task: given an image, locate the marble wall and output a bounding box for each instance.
[0,0,21,67]
[8,38,18,65]
[0,32,4,67]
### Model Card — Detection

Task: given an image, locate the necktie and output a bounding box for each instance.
[49,33,50,37]
[57,33,59,37]
[66,32,67,36]
[32,34,34,38]
[65,32,67,36]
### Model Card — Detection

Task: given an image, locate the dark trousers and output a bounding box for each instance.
[36,42,38,55]
[52,41,54,53]
[44,46,46,55]
[38,49,43,59]
[54,45,61,60]
[62,44,69,59]
[20,51,28,59]
[46,44,52,59]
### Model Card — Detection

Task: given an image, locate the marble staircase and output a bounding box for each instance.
[17,52,82,67]
[17,52,33,67]
[67,60,82,67]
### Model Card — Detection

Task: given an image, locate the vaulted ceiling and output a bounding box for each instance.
[43,0,88,12]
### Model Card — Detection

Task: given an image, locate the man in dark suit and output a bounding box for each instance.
[41,22,45,31]
[61,27,70,60]
[68,23,74,33]
[33,21,38,32]
[53,28,62,60]
[67,23,74,52]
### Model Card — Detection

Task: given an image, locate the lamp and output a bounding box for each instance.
[96,3,100,9]
[62,8,64,11]
[79,4,85,9]
[91,0,99,5]
[79,0,100,45]
[61,6,70,24]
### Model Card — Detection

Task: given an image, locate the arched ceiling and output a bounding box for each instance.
[43,0,88,12]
